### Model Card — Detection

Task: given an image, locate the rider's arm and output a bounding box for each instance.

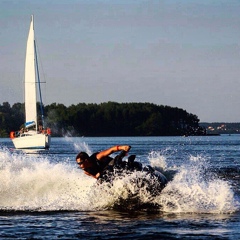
[84,170,101,179]
[96,145,131,161]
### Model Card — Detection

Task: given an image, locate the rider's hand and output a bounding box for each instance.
[123,145,131,152]
[96,172,101,179]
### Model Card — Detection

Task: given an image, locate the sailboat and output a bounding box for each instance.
[10,15,51,149]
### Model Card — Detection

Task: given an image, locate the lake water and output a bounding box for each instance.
[0,135,239,239]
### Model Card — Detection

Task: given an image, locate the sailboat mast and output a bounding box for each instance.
[34,40,45,129]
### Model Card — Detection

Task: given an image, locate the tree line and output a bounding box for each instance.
[0,101,206,137]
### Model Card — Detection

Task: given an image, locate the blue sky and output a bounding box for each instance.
[1,0,240,122]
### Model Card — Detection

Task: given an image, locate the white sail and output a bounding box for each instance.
[25,15,37,130]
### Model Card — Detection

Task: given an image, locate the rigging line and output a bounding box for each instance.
[25,81,46,83]
[34,37,47,105]
[34,40,45,128]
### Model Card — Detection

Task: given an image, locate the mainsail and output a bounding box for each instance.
[25,15,37,130]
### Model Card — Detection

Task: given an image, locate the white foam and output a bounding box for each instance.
[157,155,238,213]
[148,150,168,170]
[0,147,95,211]
[0,147,238,213]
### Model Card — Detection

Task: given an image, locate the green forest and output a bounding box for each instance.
[0,101,206,137]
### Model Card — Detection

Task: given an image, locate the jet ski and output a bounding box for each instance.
[98,150,168,195]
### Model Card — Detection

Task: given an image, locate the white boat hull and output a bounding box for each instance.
[12,133,51,149]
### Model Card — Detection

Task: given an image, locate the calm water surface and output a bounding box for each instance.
[0,135,239,239]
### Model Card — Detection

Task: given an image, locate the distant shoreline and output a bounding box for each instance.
[200,122,240,135]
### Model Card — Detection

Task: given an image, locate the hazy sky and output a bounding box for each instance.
[1,0,240,122]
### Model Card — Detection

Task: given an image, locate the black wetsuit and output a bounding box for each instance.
[84,152,113,177]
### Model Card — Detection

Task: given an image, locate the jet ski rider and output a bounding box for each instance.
[76,145,131,179]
